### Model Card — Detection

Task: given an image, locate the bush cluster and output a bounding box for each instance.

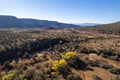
[67,74,82,80]
[92,75,102,80]
[89,60,120,75]
[51,51,84,78]
[2,72,27,80]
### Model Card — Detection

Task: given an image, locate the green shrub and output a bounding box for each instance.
[68,56,86,70]
[24,69,35,80]
[114,76,120,80]
[67,74,82,80]
[58,66,70,78]
[14,74,27,80]
[92,75,102,80]
[80,47,89,54]
[42,54,49,61]
[34,75,42,80]
[3,61,13,70]
[98,62,113,69]
[108,68,120,75]
[2,72,27,80]
[110,56,119,61]
[89,60,99,67]
[89,60,113,70]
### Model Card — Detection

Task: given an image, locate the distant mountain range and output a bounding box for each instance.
[75,23,99,26]
[81,21,120,35]
[0,15,27,28]
[0,15,78,28]
[1,15,120,33]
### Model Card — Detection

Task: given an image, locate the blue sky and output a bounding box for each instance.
[0,0,120,23]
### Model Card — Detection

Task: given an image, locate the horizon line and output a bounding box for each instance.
[0,15,119,24]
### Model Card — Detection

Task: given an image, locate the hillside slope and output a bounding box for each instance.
[81,21,120,35]
[0,29,120,80]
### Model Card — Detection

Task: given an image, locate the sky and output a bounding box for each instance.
[0,0,120,24]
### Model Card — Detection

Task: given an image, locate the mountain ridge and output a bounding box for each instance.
[0,15,28,28]
[0,15,78,28]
